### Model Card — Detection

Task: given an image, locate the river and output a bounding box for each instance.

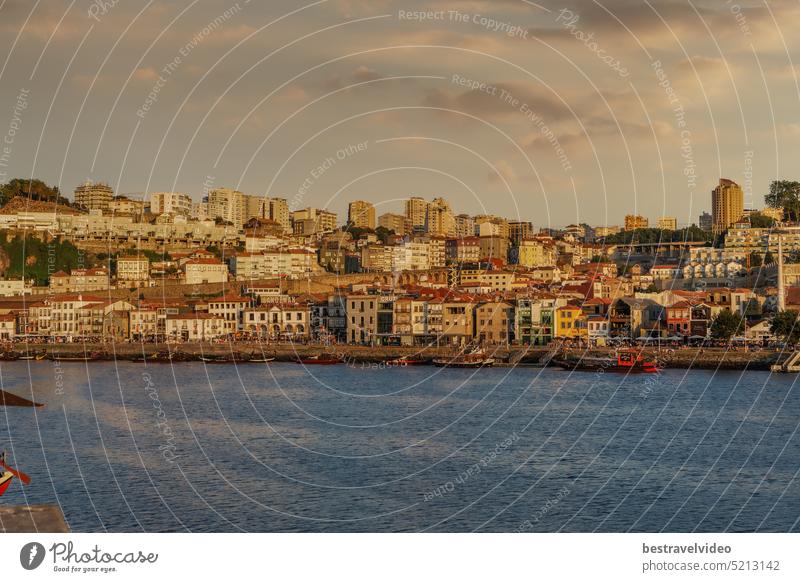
[1,361,798,532]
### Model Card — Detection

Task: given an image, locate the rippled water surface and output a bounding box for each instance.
[1,361,798,532]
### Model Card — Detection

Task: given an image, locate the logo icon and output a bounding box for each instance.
[20,542,46,570]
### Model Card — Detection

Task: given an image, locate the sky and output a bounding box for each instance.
[0,0,798,229]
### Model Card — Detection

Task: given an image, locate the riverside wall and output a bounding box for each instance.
[2,343,784,370]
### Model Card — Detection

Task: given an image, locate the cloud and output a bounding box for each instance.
[0,0,86,41]
[489,159,516,184]
[133,67,161,83]
[352,65,380,82]
[778,123,800,137]
[422,81,571,123]
[321,66,385,90]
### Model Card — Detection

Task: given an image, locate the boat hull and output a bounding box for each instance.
[387,359,428,366]
[433,358,495,368]
[0,472,13,497]
[553,359,659,373]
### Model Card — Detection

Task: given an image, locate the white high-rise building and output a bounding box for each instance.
[74,181,114,211]
[208,188,244,225]
[267,198,290,231]
[455,214,475,238]
[405,197,428,232]
[348,200,376,229]
[149,192,192,216]
[426,197,455,236]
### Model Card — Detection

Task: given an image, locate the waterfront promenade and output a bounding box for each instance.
[0,342,784,370]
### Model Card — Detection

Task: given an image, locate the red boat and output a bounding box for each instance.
[296,355,342,365]
[387,356,428,366]
[0,471,13,497]
[553,349,660,374]
[0,453,31,496]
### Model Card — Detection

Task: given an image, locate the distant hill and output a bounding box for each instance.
[0,178,71,207]
[0,196,81,215]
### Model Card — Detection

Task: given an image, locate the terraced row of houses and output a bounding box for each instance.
[0,282,776,345]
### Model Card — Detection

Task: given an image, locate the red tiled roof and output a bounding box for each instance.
[208,295,250,303]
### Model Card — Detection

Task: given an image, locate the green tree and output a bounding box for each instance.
[602,227,712,245]
[750,252,763,268]
[765,180,800,221]
[142,249,171,262]
[710,308,744,340]
[0,178,69,206]
[374,226,394,245]
[770,310,800,344]
[748,212,776,228]
[764,250,775,265]
[342,224,374,240]
[0,231,91,285]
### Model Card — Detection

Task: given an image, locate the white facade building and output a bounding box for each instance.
[183,259,229,284]
[149,192,192,216]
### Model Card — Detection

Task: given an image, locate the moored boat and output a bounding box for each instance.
[553,348,659,374]
[0,471,13,497]
[201,354,252,363]
[50,351,105,362]
[296,354,342,365]
[433,348,495,368]
[0,452,31,496]
[387,356,428,366]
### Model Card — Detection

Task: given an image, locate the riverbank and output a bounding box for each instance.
[0,342,786,370]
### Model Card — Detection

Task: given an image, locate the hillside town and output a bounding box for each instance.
[0,177,798,351]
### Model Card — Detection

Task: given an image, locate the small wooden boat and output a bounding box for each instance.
[35,353,47,361]
[150,351,180,362]
[433,348,495,368]
[387,356,428,366]
[296,354,342,365]
[0,471,13,497]
[553,348,659,374]
[248,357,276,363]
[201,355,250,363]
[51,351,104,362]
[0,454,31,496]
